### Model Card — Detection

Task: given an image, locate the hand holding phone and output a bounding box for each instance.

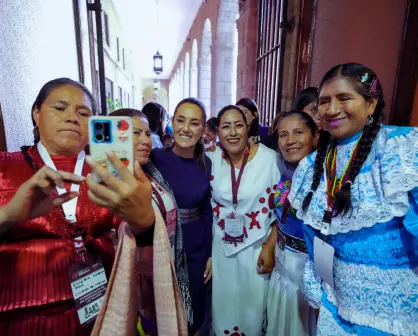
[85,152,155,232]
[88,116,134,179]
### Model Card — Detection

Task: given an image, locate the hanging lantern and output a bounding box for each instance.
[153,51,163,75]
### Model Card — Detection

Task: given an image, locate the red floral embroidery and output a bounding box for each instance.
[218,219,225,230]
[268,192,276,209]
[246,211,261,230]
[224,326,245,336]
[213,201,224,219]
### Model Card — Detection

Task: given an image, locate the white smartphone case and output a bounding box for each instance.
[88,116,134,179]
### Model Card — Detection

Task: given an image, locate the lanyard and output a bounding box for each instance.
[229,146,250,211]
[151,183,167,217]
[37,142,85,223]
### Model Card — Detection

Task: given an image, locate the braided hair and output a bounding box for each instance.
[302,63,385,215]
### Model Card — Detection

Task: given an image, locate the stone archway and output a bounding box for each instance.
[184,52,190,97]
[180,61,185,99]
[214,0,239,113]
[191,39,198,98]
[199,18,212,116]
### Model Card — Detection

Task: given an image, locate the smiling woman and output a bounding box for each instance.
[208,105,281,336]
[267,110,318,336]
[151,98,213,335]
[107,108,191,336]
[289,63,418,335]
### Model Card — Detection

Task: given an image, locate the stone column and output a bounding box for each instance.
[236,0,258,100]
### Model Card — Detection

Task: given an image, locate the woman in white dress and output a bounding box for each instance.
[207,105,280,336]
[266,110,318,335]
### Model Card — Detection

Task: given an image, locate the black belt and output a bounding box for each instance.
[277,226,308,253]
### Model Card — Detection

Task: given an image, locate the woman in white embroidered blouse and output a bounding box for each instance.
[207,105,280,336]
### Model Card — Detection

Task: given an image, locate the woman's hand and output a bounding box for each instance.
[257,243,275,274]
[257,224,277,274]
[86,152,155,233]
[0,166,85,231]
[204,257,212,284]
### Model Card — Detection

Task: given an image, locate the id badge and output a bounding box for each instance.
[69,255,108,326]
[313,236,335,288]
[224,213,245,243]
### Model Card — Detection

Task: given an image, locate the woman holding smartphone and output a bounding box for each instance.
[0,79,154,335]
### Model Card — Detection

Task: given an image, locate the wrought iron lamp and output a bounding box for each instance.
[153,51,163,75]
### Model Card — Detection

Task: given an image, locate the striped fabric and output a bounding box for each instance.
[92,209,187,336]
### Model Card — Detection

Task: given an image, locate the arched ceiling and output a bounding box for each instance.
[113,0,204,79]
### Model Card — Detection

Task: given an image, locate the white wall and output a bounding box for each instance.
[79,0,94,92]
[93,0,140,110]
[0,0,79,151]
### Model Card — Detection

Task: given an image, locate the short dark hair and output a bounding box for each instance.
[109,108,147,120]
[141,102,166,138]
[292,87,318,111]
[161,133,173,144]
[276,110,317,137]
[236,98,259,138]
[217,105,247,128]
[31,78,97,143]
[206,117,217,133]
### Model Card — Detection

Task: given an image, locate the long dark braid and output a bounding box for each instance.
[302,130,331,211]
[302,63,385,215]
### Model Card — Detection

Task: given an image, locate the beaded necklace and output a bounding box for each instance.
[322,136,362,225]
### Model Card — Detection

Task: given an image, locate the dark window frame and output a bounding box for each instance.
[116,37,120,61]
[255,0,288,126]
[295,0,316,93]
[105,77,114,100]
[119,86,123,105]
[104,12,110,47]
[122,48,126,70]
[390,0,418,126]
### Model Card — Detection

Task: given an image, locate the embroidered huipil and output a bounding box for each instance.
[208,144,281,336]
[0,146,118,335]
[274,177,307,253]
[288,126,418,336]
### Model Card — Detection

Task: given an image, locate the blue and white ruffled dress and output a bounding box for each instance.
[288,126,418,336]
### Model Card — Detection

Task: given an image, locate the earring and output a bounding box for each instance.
[365,115,373,126]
